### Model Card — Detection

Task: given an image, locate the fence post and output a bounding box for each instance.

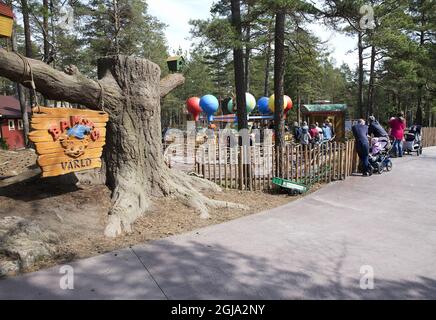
[238,146,243,190]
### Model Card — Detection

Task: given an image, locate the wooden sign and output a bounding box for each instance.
[0,3,13,38]
[29,107,109,178]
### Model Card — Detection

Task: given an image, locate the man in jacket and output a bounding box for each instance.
[352,119,371,176]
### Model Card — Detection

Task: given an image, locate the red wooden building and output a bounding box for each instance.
[0,96,29,150]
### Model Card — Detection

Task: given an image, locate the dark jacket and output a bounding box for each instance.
[352,124,369,145]
[368,120,388,138]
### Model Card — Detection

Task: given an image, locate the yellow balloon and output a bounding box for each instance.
[268,94,287,112]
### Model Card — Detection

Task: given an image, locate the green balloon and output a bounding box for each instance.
[227,93,257,114]
[227,99,235,113]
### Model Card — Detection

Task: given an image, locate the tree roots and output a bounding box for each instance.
[104,170,248,238]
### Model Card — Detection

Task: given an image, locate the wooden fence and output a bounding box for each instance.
[193,141,359,191]
[164,127,436,192]
[422,127,436,148]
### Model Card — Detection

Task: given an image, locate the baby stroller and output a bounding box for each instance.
[404,125,423,156]
[369,137,393,174]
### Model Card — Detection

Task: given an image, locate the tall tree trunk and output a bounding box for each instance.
[113,0,121,55]
[11,28,30,146]
[231,0,249,189]
[231,0,247,131]
[20,0,32,58]
[43,0,50,62]
[49,0,58,107]
[274,11,285,177]
[417,17,425,126]
[0,49,246,237]
[415,102,423,126]
[357,31,364,119]
[43,0,50,106]
[263,23,273,97]
[366,45,376,117]
[244,4,251,92]
[20,0,34,108]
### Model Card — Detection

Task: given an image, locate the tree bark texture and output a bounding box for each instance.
[357,31,364,119]
[230,0,248,132]
[367,45,376,117]
[11,30,30,146]
[274,11,285,177]
[263,26,273,97]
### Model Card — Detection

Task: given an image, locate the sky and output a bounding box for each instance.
[147,0,358,69]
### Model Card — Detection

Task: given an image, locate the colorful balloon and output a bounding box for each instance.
[200,94,219,122]
[186,97,202,121]
[268,94,287,112]
[257,97,270,114]
[246,93,256,114]
[284,95,293,113]
[227,93,256,114]
[227,98,235,114]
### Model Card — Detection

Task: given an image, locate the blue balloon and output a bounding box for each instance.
[258,97,270,114]
[200,94,219,121]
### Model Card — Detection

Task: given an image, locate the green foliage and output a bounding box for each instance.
[0,137,8,150]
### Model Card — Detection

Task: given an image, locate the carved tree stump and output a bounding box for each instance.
[0,50,247,237]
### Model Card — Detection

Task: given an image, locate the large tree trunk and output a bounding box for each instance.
[231,0,247,131]
[231,0,250,189]
[274,11,285,177]
[357,31,364,119]
[244,4,251,92]
[20,0,32,58]
[0,50,246,237]
[366,45,376,117]
[43,0,50,106]
[11,29,30,146]
[20,0,35,108]
[112,0,121,55]
[43,0,50,62]
[263,24,273,97]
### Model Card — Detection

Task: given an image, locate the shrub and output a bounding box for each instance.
[0,137,8,150]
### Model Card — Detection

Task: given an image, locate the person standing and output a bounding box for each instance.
[292,121,302,143]
[326,119,335,137]
[352,119,371,176]
[368,116,390,149]
[322,121,333,141]
[368,116,388,138]
[389,112,406,157]
[300,121,311,145]
[315,122,323,141]
[309,124,320,144]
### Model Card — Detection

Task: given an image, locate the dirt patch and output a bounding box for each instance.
[0,149,37,178]
[0,174,319,276]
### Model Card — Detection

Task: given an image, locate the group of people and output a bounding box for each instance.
[352,112,407,176]
[292,120,335,146]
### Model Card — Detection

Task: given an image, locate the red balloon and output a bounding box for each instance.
[186,97,202,121]
[284,96,293,113]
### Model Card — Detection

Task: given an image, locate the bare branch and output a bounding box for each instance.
[160,73,185,98]
[0,48,109,109]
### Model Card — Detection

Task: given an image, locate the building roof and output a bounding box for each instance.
[302,104,347,113]
[0,95,30,118]
[166,55,185,62]
[0,3,14,18]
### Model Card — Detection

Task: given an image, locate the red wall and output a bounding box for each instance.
[0,119,25,150]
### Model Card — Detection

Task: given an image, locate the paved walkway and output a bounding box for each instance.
[1,148,436,299]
